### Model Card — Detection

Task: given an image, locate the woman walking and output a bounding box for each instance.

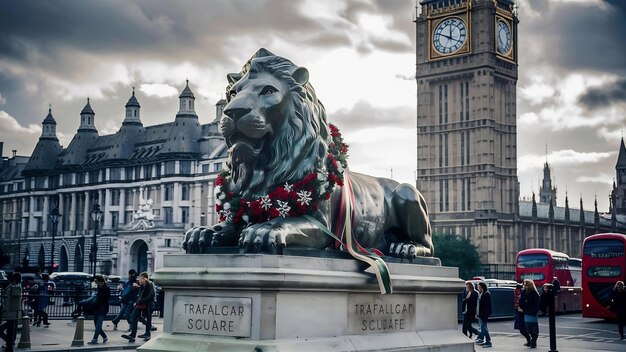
[519,279,540,349]
[609,281,626,340]
[461,281,479,339]
[88,275,110,344]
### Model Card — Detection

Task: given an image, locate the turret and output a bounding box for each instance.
[123,87,142,126]
[78,98,97,132]
[177,80,197,118]
[22,106,64,175]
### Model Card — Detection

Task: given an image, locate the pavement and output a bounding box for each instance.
[10,317,163,352]
[7,315,625,352]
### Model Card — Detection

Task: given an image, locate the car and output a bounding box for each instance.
[49,272,93,304]
[21,273,43,291]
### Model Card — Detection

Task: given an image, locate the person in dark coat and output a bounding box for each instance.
[0,272,22,352]
[514,283,530,346]
[87,275,110,344]
[33,273,52,327]
[474,282,493,348]
[608,281,626,340]
[121,272,155,342]
[519,279,540,349]
[461,281,479,339]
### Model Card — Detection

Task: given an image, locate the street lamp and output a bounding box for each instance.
[89,204,103,276]
[48,207,61,273]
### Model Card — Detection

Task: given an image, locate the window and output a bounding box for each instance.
[164,184,174,201]
[89,170,99,183]
[165,161,176,175]
[111,190,120,206]
[155,163,162,177]
[35,177,46,189]
[583,239,624,258]
[181,206,189,224]
[110,168,121,181]
[181,183,190,201]
[165,239,172,247]
[76,173,85,185]
[517,254,549,268]
[164,207,173,224]
[125,167,134,180]
[466,131,470,164]
[460,133,465,166]
[444,133,448,167]
[62,173,73,186]
[445,179,449,211]
[35,197,44,211]
[144,165,153,179]
[202,164,210,174]
[180,161,192,175]
[439,179,443,212]
[214,163,222,172]
[438,135,443,168]
[111,212,119,229]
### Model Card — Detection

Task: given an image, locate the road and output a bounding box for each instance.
[476,314,625,351]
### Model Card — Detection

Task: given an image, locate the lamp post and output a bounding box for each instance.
[48,207,61,273]
[89,204,103,277]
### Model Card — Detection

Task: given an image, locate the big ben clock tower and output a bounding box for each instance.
[415,0,519,265]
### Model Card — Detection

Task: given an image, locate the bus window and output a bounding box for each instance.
[517,254,549,268]
[520,273,545,281]
[583,239,624,258]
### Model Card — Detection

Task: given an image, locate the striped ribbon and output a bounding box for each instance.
[305,170,393,294]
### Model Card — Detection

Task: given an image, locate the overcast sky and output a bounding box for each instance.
[1,0,625,212]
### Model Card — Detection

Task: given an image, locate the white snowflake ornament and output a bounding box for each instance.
[276,200,291,218]
[297,190,312,206]
[260,195,272,210]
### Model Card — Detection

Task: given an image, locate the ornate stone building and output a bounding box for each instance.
[0,82,228,275]
[415,0,624,273]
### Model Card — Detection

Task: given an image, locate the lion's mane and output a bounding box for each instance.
[226,53,332,199]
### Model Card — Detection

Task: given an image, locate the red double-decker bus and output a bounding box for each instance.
[515,248,582,312]
[582,233,626,319]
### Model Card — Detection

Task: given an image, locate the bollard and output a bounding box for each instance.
[71,316,85,347]
[546,284,558,352]
[17,316,31,349]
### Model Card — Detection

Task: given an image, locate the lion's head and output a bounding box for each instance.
[220,49,330,199]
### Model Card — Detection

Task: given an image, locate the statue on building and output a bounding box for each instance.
[123,184,155,231]
[183,48,432,266]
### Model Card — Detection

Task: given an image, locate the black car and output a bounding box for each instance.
[49,272,93,304]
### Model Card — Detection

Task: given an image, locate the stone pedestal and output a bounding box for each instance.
[139,253,473,352]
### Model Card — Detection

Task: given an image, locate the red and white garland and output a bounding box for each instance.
[215,124,349,225]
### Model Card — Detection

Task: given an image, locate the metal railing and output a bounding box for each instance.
[1,288,163,319]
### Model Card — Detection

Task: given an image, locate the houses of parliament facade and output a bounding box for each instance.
[1,0,625,275]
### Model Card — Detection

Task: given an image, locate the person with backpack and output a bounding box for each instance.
[112,269,138,330]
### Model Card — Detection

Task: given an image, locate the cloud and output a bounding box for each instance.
[139,83,178,98]
[519,78,555,106]
[518,149,614,172]
[576,173,613,184]
[0,110,42,155]
[331,101,414,131]
[579,78,626,110]
[0,93,5,105]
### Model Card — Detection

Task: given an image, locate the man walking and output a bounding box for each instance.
[474,282,493,348]
[112,269,138,330]
[0,272,22,352]
[122,272,155,342]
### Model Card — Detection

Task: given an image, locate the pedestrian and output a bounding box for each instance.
[551,276,561,295]
[514,283,531,346]
[121,272,155,342]
[0,272,22,352]
[461,281,479,339]
[88,275,110,344]
[473,282,493,348]
[112,269,138,331]
[519,279,540,349]
[33,273,53,327]
[539,283,552,316]
[608,280,626,340]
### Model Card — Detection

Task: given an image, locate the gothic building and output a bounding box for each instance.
[0,82,228,274]
[415,0,624,272]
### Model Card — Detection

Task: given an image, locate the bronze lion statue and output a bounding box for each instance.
[183,48,432,259]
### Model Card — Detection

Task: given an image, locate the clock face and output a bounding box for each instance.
[497,20,512,55]
[433,17,467,55]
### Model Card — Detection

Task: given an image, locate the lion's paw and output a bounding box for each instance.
[239,223,285,254]
[388,242,430,261]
